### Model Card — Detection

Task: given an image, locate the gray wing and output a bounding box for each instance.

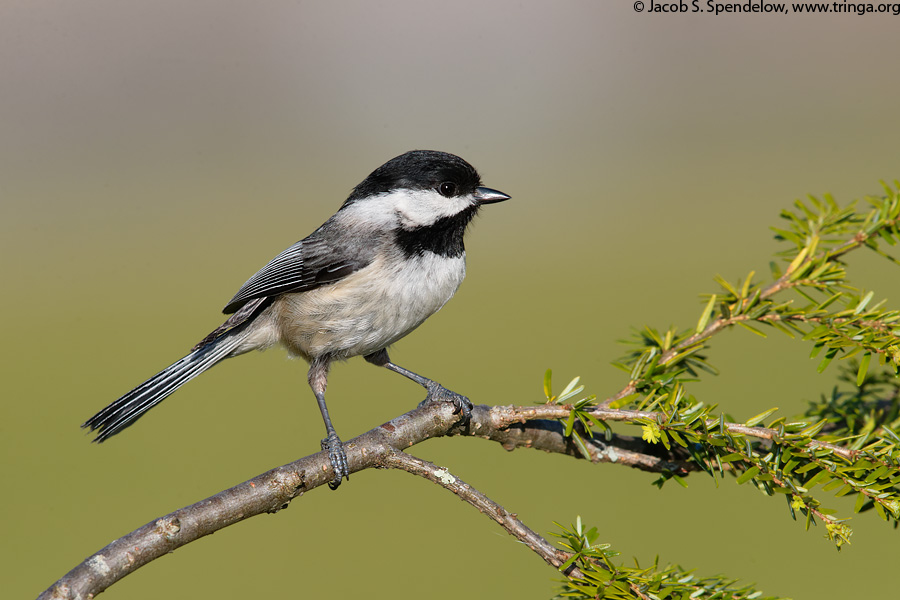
[193,297,270,350]
[222,220,375,314]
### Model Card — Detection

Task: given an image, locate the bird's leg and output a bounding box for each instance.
[308,357,348,490]
[364,349,473,421]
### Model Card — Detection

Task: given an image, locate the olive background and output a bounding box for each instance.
[4,2,899,598]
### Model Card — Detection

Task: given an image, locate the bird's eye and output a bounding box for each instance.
[438,182,458,197]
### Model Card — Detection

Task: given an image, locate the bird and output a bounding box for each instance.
[82,150,510,489]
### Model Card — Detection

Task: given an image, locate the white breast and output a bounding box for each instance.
[272,250,467,361]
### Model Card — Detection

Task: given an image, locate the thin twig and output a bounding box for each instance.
[382,452,661,599]
[599,220,892,409]
[380,451,580,576]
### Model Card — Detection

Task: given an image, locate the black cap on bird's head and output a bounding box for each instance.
[344,150,509,207]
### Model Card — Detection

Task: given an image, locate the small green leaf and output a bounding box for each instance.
[740,271,755,299]
[571,431,593,461]
[714,275,739,298]
[817,347,839,373]
[745,407,778,427]
[668,430,687,448]
[815,292,843,311]
[880,426,900,444]
[696,294,717,333]
[608,393,639,410]
[543,369,552,400]
[787,245,810,275]
[659,429,671,451]
[799,419,827,437]
[737,321,768,338]
[834,484,855,498]
[574,394,597,409]
[865,465,889,483]
[857,353,871,386]
[564,412,576,438]
[806,469,832,488]
[769,321,798,338]
[854,290,875,315]
[823,479,844,492]
[736,466,761,485]
[558,553,578,572]
[559,376,582,402]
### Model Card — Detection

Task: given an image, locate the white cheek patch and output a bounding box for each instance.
[338,195,402,230]
[388,189,474,228]
[338,188,475,232]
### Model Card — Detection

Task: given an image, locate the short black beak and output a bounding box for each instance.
[473,186,511,205]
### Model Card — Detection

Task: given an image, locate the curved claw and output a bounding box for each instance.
[321,432,349,490]
[419,382,473,423]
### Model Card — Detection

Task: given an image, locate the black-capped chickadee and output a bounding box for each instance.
[83,150,510,488]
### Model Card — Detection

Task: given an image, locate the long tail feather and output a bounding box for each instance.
[82,331,250,442]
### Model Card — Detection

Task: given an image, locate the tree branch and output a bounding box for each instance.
[36,400,760,599]
[463,408,693,474]
[492,404,858,461]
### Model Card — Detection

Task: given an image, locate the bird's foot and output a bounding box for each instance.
[419,381,473,423]
[321,432,349,490]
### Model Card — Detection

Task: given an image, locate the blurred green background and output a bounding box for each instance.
[4,2,899,598]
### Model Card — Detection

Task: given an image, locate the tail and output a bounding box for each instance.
[82,330,252,442]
